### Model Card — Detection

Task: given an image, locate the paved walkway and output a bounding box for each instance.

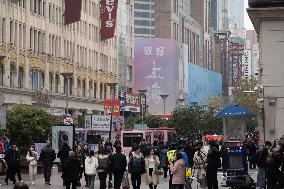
[0,167,258,189]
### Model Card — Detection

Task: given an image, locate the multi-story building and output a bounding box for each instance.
[155,0,202,66]
[134,0,155,38]
[228,0,245,37]
[246,30,259,75]
[0,0,119,116]
[118,0,134,93]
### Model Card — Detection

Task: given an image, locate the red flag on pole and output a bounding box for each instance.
[64,0,82,25]
[100,0,118,40]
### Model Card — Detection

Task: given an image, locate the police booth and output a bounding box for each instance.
[215,104,256,188]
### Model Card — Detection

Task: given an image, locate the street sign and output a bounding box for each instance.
[92,115,111,131]
[0,107,6,129]
[63,115,73,125]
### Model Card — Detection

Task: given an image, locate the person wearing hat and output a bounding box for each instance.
[64,151,81,189]
[39,143,56,185]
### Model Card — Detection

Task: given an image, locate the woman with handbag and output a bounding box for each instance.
[26,145,38,185]
[145,149,161,189]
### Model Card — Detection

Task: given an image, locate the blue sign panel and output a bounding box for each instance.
[188,64,222,105]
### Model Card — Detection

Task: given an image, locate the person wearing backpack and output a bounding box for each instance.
[98,150,110,189]
[85,151,99,189]
[205,141,220,189]
[128,145,145,189]
[109,146,127,189]
[257,141,272,189]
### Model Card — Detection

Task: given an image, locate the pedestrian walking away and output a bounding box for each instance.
[57,139,71,186]
[206,141,220,189]
[109,146,127,189]
[128,145,146,189]
[39,143,56,185]
[97,150,110,189]
[26,145,38,185]
[4,144,21,185]
[85,150,99,189]
[170,152,186,189]
[64,151,81,189]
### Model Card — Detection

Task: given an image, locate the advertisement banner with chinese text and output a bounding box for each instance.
[104,99,120,116]
[92,115,111,131]
[134,38,176,115]
[100,0,118,40]
[125,93,140,112]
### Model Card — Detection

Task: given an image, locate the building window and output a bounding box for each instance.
[18,66,24,88]
[49,72,53,91]
[10,64,16,87]
[89,81,92,98]
[100,83,103,99]
[0,61,4,86]
[127,65,133,81]
[55,74,59,93]
[77,79,81,96]
[94,82,97,99]
[29,69,44,90]
[82,80,86,97]
[104,84,107,99]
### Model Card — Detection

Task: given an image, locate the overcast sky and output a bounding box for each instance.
[244,0,254,30]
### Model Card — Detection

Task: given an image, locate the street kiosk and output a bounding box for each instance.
[215,104,256,189]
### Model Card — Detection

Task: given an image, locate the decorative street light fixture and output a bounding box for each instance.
[138,89,147,124]
[160,94,169,119]
[60,72,74,115]
[106,82,118,139]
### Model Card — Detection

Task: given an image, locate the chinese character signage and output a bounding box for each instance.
[104,99,120,116]
[230,42,244,86]
[92,115,111,131]
[84,115,92,130]
[100,0,118,40]
[242,50,252,79]
[125,93,140,112]
[134,38,177,114]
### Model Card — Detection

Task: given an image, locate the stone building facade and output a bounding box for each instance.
[0,0,119,115]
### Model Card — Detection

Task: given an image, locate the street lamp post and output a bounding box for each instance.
[60,72,74,115]
[106,82,118,140]
[160,94,169,119]
[138,89,147,124]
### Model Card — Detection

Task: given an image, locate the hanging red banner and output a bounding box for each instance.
[64,0,82,25]
[104,99,120,116]
[100,0,118,40]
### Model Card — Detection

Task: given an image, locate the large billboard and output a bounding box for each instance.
[134,38,176,115]
[188,64,222,105]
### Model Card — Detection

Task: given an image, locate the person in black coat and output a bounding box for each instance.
[206,141,220,189]
[4,145,20,185]
[64,151,81,189]
[57,141,71,186]
[109,146,127,189]
[39,144,56,185]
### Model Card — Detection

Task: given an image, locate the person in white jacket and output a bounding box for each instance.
[85,151,99,189]
[26,145,38,185]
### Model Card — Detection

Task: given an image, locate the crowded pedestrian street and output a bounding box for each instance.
[0,167,258,189]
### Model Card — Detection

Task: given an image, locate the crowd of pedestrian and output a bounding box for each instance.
[1,134,284,189]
